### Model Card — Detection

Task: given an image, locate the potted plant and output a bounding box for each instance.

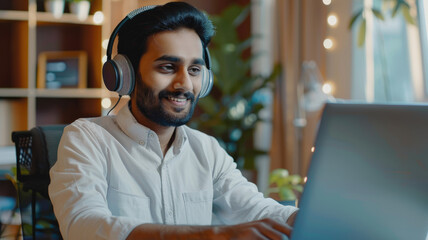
[265,168,304,206]
[67,0,91,21]
[190,3,281,178]
[44,0,65,19]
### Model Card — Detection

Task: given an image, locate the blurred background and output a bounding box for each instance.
[0,2,427,231]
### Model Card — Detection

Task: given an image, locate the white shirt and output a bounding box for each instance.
[49,105,298,240]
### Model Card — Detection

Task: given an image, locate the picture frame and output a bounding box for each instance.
[37,51,87,89]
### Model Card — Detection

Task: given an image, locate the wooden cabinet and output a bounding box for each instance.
[0,0,112,145]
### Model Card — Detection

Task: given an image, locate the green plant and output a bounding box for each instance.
[265,168,304,201]
[190,3,280,170]
[348,0,417,101]
[349,0,416,47]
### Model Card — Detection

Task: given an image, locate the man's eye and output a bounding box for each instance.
[158,64,175,73]
[188,66,201,76]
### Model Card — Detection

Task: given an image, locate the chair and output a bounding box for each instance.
[12,125,66,240]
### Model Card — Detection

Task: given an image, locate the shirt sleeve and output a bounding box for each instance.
[48,120,141,240]
[210,137,298,225]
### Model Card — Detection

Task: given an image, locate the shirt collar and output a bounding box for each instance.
[115,104,188,153]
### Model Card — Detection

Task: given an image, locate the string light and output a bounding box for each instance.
[323,0,338,97]
[323,38,334,50]
[101,98,112,109]
[322,82,335,95]
[322,0,332,6]
[102,39,109,49]
[93,11,104,24]
[327,14,338,27]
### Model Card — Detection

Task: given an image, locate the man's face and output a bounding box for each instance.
[133,28,205,127]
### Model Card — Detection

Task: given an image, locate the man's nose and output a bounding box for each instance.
[173,68,192,91]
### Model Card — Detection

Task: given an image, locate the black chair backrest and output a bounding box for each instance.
[12,125,65,197]
[12,125,65,240]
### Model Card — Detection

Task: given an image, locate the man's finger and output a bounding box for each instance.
[260,218,293,236]
[253,221,291,240]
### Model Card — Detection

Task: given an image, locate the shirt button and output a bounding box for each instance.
[168,210,173,216]
[149,133,155,138]
[139,140,145,145]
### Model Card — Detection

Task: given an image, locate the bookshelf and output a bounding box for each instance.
[0,0,112,145]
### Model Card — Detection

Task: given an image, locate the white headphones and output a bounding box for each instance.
[102,6,213,97]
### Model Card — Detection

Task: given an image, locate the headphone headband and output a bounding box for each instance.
[103,4,213,97]
[106,5,157,60]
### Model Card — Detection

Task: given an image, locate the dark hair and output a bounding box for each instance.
[117,2,215,72]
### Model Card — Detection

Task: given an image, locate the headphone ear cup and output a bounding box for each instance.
[102,54,135,96]
[199,67,213,98]
[199,47,213,98]
[102,59,120,92]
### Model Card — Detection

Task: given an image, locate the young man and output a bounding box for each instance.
[49,2,298,239]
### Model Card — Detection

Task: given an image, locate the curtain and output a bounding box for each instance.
[270,0,327,176]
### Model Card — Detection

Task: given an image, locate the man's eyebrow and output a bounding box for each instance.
[192,58,205,66]
[155,55,181,63]
[155,55,206,66]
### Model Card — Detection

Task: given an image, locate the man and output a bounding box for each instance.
[49,2,298,239]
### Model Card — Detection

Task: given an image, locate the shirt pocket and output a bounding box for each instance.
[182,190,213,225]
[107,186,152,222]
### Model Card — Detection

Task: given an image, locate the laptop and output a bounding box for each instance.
[291,102,428,240]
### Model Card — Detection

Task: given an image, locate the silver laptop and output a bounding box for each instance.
[292,102,428,240]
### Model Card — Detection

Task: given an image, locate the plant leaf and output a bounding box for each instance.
[357,19,366,47]
[348,9,363,29]
[269,168,289,184]
[279,187,296,201]
[371,8,385,21]
[289,174,303,185]
[293,185,304,193]
[401,5,416,25]
[391,0,403,18]
[233,4,251,27]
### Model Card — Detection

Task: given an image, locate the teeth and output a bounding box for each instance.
[168,96,186,102]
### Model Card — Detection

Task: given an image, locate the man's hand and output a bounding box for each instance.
[286,210,298,227]
[128,218,292,240]
[213,218,292,240]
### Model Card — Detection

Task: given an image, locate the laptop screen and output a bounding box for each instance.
[292,103,428,240]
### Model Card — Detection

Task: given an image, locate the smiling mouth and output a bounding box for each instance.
[166,96,189,108]
[167,96,187,103]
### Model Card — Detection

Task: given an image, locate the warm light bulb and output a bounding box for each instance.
[322,82,333,94]
[93,11,104,24]
[101,98,112,109]
[323,0,332,6]
[304,176,308,183]
[323,38,334,50]
[327,14,338,27]
[102,39,109,50]
[311,146,315,152]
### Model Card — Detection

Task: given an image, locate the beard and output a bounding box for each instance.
[135,80,198,127]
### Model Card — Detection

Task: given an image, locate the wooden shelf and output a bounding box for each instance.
[0,88,29,97]
[36,12,102,25]
[0,0,111,145]
[0,10,28,21]
[35,88,110,98]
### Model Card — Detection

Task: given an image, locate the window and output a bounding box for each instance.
[418,0,428,96]
[351,0,427,102]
